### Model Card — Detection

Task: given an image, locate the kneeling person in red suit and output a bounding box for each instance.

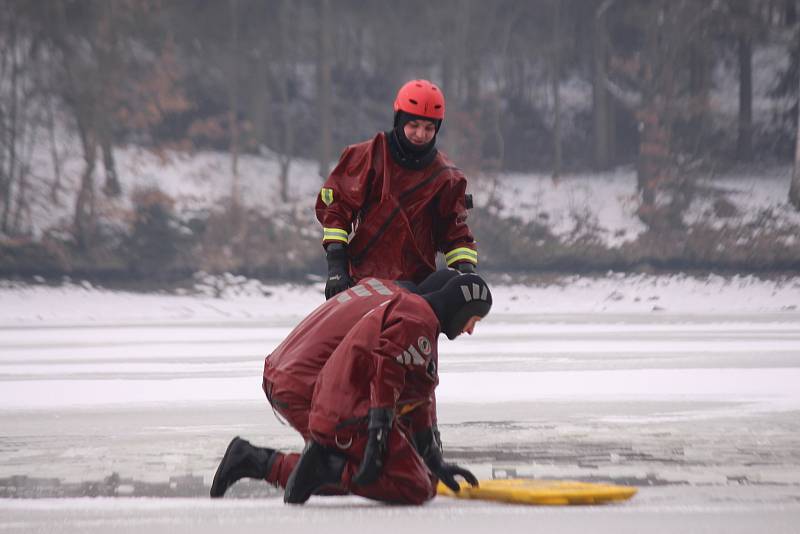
[210,272,492,505]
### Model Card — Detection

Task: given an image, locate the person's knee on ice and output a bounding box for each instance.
[283,440,347,504]
[240,267,493,506]
[351,407,393,487]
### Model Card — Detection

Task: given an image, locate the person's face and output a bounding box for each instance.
[460,315,482,336]
[403,119,436,145]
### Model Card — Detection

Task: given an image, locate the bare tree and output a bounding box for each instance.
[592,0,613,171]
[551,0,562,179]
[46,93,63,204]
[725,0,771,162]
[96,1,121,197]
[49,1,99,249]
[0,12,20,233]
[1,4,46,237]
[228,0,241,206]
[277,0,295,202]
[42,1,187,248]
[737,14,754,160]
[790,42,800,209]
[317,0,332,179]
[620,1,718,230]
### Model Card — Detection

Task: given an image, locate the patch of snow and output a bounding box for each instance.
[474,168,648,247]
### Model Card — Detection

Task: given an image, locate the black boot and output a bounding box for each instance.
[210,436,277,498]
[284,440,346,504]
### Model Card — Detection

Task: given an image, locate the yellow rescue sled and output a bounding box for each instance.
[437,478,637,506]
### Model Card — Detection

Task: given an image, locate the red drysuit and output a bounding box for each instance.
[263,277,412,440]
[263,286,441,504]
[316,132,477,284]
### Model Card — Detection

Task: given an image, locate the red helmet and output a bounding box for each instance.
[393,79,445,120]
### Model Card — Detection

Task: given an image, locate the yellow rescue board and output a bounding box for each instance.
[437,479,637,506]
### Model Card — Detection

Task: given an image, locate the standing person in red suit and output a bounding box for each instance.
[317,79,479,300]
[210,273,492,505]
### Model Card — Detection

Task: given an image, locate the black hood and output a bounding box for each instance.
[386,129,438,170]
[423,273,492,340]
[417,268,460,294]
[386,110,441,170]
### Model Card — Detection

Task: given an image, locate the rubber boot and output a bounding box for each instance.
[283,440,346,504]
[210,436,276,498]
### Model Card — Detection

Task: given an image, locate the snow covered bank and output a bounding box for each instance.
[6,135,800,279]
[1,273,798,327]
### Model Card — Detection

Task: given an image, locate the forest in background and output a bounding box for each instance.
[1,0,800,282]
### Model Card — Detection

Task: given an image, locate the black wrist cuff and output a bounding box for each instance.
[367,407,393,430]
[326,245,348,262]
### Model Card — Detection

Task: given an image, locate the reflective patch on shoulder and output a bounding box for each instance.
[320,188,334,206]
[352,285,372,297]
[336,292,352,303]
[407,344,425,365]
[365,278,392,295]
[395,350,412,365]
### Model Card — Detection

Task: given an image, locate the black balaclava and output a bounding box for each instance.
[417,268,460,294]
[423,273,493,340]
[386,111,441,170]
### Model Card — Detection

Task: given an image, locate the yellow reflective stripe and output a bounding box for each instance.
[445,247,478,265]
[323,227,349,243]
[398,400,425,416]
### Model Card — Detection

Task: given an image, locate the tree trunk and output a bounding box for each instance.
[551,0,562,179]
[97,2,121,198]
[73,122,97,250]
[441,2,456,101]
[317,0,332,179]
[787,0,798,25]
[252,34,269,154]
[636,3,674,228]
[592,0,612,170]
[689,40,711,154]
[12,158,29,235]
[492,13,515,171]
[449,0,471,103]
[790,51,800,209]
[228,0,241,205]
[47,95,63,204]
[12,77,34,235]
[463,1,479,106]
[737,34,753,161]
[2,17,19,233]
[100,139,120,196]
[278,0,294,202]
[53,3,100,248]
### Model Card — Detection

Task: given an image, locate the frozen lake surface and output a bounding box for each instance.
[1,277,800,532]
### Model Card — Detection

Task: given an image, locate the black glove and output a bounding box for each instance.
[324,243,352,299]
[415,426,478,492]
[353,407,393,487]
[455,262,476,274]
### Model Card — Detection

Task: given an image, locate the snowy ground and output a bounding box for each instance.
[1,274,800,533]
